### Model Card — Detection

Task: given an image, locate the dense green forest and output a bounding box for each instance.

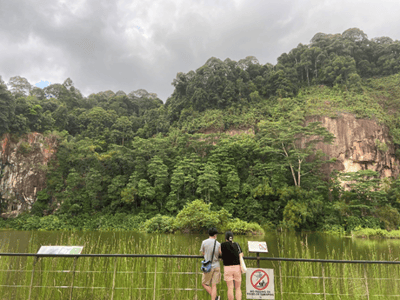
[2,28,400,233]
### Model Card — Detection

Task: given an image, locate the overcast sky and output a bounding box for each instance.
[1,0,399,101]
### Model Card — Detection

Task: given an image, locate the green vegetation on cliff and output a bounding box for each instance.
[2,28,400,233]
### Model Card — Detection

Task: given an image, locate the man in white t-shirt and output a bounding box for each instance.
[200,227,221,300]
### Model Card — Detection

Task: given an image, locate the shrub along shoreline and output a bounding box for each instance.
[0,200,265,235]
[351,227,400,239]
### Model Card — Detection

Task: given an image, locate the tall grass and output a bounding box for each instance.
[1,231,400,299]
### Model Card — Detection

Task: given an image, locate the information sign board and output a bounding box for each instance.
[37,246,84,255]
[246,268,274,299]
[248,241,268,253]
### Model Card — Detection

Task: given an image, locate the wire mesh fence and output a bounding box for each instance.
[2,253,400,299]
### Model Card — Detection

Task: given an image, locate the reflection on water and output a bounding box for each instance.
[1,230,400,261]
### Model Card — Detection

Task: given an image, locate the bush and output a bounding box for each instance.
[173,200,231,233]
[22,216,41,230]
[345,216,381,232]
[0,217,8,229]
[222,218,265,235]
[7,213,30,230]
[376,205,400,230]
[39,215,62,230]
[352,227,387,238]
[352,227,400,239]
[140,214,175,233]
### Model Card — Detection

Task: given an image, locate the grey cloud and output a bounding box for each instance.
[1,0,400,101]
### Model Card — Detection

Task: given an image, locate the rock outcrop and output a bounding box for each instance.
[311,113,400,179]
[0,114,398,217]
[0,133,58,217]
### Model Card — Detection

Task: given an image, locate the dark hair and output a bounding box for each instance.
[208,227,219,236]
[225,231,234,243]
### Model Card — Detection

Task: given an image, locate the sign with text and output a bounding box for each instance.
[246,268,274,299]
[37,246,83,255]
[248,241,268,253]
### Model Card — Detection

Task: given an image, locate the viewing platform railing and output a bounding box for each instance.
[1,253,400,299]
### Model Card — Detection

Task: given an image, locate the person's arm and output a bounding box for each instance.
[200,241,205,256]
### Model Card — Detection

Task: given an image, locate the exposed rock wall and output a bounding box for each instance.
[310,113,400,179]
[0,133,58,217]
[0,114,398,217]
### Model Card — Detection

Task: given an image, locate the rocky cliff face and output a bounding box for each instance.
[0,114,398,217]
[0,133,58,217]
[311,113,400,179]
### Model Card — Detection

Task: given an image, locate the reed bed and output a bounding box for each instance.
[1,231,400,299]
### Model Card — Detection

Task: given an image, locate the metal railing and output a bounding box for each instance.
[2,253,400,299]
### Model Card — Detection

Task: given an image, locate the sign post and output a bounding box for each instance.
[36,246,84,300]
[246,241,273,299]
[248,241,268,268]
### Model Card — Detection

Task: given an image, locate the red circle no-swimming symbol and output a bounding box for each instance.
[250,269,269,291]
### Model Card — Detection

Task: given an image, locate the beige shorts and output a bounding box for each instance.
[224,265,242,282]
[202,267,221,286]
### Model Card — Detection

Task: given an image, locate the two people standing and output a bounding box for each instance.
[200,227,243,300]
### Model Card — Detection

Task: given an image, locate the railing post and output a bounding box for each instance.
[195,261,198,300]
[69,256,78,300]
[321,262,326,300]
[153,258,157,300]
[363,263,369,300]
[111,257,118,300]
[28,256,39,300]
[279,261,283,298]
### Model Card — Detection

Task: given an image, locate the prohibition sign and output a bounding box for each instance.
[250,269,269,291]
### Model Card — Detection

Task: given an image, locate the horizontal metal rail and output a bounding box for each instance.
[1,252,400,264]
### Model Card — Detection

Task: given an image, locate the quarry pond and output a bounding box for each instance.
[2,230,400,299]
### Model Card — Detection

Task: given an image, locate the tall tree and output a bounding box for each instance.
[8,76,32,97]
[197,162,220,203]
[257,105,334,187]
[0,81,15,136]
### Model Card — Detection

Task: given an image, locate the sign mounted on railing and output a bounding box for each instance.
[37,246,83,255]
[248,241,268,253]
[246,268,274,299]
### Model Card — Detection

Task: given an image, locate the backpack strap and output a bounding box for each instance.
[210,240,217,262]
[234,242,242,254]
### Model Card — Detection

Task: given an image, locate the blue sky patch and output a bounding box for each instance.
[35,80,51,89]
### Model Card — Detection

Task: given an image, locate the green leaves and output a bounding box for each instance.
[173,200,232,233]
[196,162,220,203]
[257,104,334,187]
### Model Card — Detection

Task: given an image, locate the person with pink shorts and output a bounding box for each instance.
[219,231,243,300]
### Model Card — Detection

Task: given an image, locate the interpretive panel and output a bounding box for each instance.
[37,246,84,254]
[248,241,268,253]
